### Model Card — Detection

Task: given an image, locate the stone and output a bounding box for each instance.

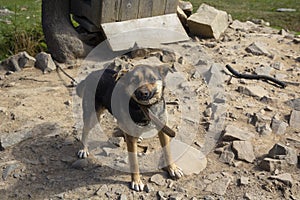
[169,193,185,200]
[268,143,298,165]
[285,98,300,111]
[229,20,257,32]
[205,176,231,195]
[269,173,293,187]
[187,4,229,39]
[178,0,193,16]
[35,52,56,72]
[271,62,284,70]
[150,174,165,186]
[259,158,287,172]
[271,118,288,135]
[245,42,273,58]
[0,51,36,71]
[177,7,188,30]
[157,191,167,200]
[289,110,300,129]
[95,184,109,196]
[256,123,272,136]
[2,163,18,181]
[232,141,256,163]
[223,125,255,141]
[119,194,127,200]
[71,159,90,170]
[108,137,125,147]
[219,150,235,165]
[239,176,249,186]
[203,63,226,87]
[237,85,269,99]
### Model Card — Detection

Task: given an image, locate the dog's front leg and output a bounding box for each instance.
[125,134,144,191]
[158,131,184,179]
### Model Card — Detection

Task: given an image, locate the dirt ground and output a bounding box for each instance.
[0,22,300,200]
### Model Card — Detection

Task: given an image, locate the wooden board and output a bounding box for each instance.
[138,0,153,18]
[119,0,139,21]
[101,0,121,23]
[101,14,189,51]
[152,0,166,16]
[165,0,178,14]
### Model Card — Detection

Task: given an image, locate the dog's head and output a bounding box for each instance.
[124,65,169,105]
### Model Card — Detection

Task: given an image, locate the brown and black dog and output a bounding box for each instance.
[76,64,183,191]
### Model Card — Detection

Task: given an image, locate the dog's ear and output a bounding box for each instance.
[157,64,170,78]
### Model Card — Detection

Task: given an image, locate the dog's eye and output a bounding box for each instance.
[149,76,156,82]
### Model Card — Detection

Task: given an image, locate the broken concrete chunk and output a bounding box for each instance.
[223,125,255,141]
[289,110,300,129]
[237,85,269,99]
[178,0,193,16]
[271,118,288,135]
[205,176,231,195]
[245,42,273,58]
[259,158,287,172]
[187,4,229,39]
[232,141,256,163]
[269,173,293,187]
[268,143,298,165]
[0,51,36,71]
[35,52,56,72]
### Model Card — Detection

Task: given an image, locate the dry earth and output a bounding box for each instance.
[0,21,299,200]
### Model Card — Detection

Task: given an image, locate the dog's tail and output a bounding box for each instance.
[76,80,85,98]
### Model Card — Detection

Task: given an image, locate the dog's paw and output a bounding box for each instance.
[77,148,89,158]
[130,180,145,192]
[166,164,184,179]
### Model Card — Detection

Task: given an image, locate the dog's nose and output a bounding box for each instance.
[139,90,150,99]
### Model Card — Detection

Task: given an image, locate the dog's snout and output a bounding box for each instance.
[136,89,150,100]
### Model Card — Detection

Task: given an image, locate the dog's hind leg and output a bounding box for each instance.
[78,104,104,159]
[158,131,184,179]
[125,134,145,192]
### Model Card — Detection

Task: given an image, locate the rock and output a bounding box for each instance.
[271,62,284,70]
[178,0,193,16]
[0,51,36,71]
[285,98,300,111]
[237,85,269,99]
[71,159,90,169]
[232,141,256,163]
[205,176,231,195]
[239,176,249,186]
[229,20,257,32]
[268,143,298,165]
[169,193,185,200]
[187,4,229,39]
[95,184,109,196]
[289,110,300,129]
[157,191,167,200]
[35,52,56,72]
[108,137,125,147]
[177,7,188,30]
[2,163,18,181]
[219,150,235,165]
[271,118,288,135]
[245,42,273,58]
[223,125,255,141]
[203,63,226,87]
[119,194,127,200]
[254,65,272,76]
[150,174,165,186]
[259,158,287,172]
[269,173,293,187]
[256,123,272,136]
[144,184,153,193]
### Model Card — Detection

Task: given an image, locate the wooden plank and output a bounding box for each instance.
[101,0,121,23]
[165,0,178,14]
[152,0,166,16]
[138,0,153,18]
[101,14,189,51]
[119,0,139,21]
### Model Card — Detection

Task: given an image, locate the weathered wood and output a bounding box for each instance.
[165,0,178,14]
[101,0,121,23]
[152,0,166,16]
[119,0,139,21]
[138,0,153,18]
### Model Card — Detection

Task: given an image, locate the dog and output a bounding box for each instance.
[76,64,183,191]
